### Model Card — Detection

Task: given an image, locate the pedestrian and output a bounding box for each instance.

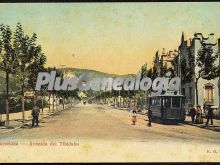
[206,105,213,125]
[131,110,137,125]
[32,99,40,127]
[189,106,196,123]
[195,105,203,124]
[147,107,152,127]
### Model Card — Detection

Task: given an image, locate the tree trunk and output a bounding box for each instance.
[122,97,124,108]
[52,94,55,112]
[5,72,9,128]
[55,96,58,110]
[41,95,44,113]
[35,90,38,104]
[195,79,199,106]
[62,98,64,110]
[21,82,25,123]
[219,79,220,107]
[48,94,51,112]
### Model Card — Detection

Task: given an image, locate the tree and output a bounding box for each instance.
[218,49,220,107]
[0,24,17,128]
[13,22,45,122]
[140,63,147,80]
[152,51,160,79]
[195,44,220,105]
[170,54,179,77]
[159,58,168,77]
[180,48,195,84]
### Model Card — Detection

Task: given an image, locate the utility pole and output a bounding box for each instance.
[178,50,182,95]
[60,65,66,75]
[59,64,66,110]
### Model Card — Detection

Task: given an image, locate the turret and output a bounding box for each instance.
[181,32,184,44]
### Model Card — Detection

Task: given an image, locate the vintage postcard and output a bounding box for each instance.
[0,2,220,163]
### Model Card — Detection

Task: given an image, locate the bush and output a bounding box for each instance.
[0,97,48,114]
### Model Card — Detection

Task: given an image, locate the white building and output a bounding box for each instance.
[179,32,220,108]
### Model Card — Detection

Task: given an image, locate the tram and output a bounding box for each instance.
[149,92,186,122]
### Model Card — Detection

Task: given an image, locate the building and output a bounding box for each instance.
[152,48,178,76]
[161,48,178,69]
[179,32,220,108]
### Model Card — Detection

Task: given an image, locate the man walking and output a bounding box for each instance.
[189,106,196,123]
[147,107,153,127]
[32,100,40,127]
[206,105,213,125]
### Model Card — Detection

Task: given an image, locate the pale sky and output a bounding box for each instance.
[0,3,220,74]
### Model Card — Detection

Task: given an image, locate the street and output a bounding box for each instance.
[1,103,220,143]
[0,103,220,162]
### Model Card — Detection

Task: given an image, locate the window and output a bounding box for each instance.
[181,98,185,108]
[182,88,185,95]
[172,97,180,108]
[150,98,155,106]
[204,84,213,102]
[164,97,171,107]
[155,98,161,106]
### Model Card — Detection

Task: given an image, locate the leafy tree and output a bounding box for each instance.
[159,58,168,77]
[218,49,220,106]
[170,54,179,77]
[0,24,17,128]
[180,48,195,84]
[195,44,220,105]
[13,22,45,122]
[140,63,147,80]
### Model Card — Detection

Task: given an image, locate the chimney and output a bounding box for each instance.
[162,48,165,55]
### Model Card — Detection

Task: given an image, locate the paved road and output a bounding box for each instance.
[1,103,220,144]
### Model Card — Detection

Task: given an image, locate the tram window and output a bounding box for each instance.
[181,98,185,107]
[150,98,154,106]
[150,98,160,106]
[164,98,171,107]
[155,98,161,106]
[172,97,180,108]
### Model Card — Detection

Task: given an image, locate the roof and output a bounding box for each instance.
[150,94,185,98]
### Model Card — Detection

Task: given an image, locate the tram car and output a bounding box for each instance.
[149,93,186,122]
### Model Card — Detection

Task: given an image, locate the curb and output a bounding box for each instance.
[0,105,73,136]
[110,105,220,132]
[0,126,21,135]
[185,122,220,132]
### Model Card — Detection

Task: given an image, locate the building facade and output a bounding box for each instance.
[152,48,178,76]
[179,32,220,109]
[161,48,178,69]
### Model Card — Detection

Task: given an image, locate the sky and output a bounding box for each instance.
[0,3,220,75]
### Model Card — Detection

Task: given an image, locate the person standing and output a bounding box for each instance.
[131,110,137,125]
[147,107,152,127]
[206,105,213,125]
[189,106,196,123]
[32,100,40,127]
[195,105,203,124]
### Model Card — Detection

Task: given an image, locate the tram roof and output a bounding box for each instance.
[150,93,185,98]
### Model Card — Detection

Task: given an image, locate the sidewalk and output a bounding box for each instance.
[184,115,220,132]
[0,103,73,135]
[111,105,220,132]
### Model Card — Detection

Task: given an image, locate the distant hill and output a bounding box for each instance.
[61,67,135,78]
[0,67,136,93]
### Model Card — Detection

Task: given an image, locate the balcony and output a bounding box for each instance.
[204,99,214,105]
